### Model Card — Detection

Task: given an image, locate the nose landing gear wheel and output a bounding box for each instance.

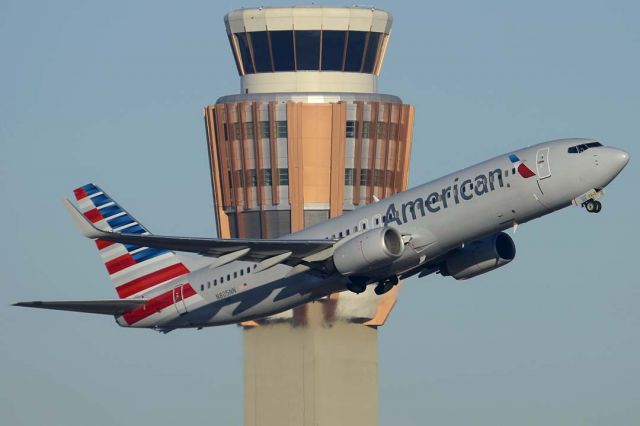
[584,200,602,213]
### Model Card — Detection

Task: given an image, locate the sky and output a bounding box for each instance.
[1,1,638,425]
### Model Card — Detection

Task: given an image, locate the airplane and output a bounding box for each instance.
[14,138,629,332]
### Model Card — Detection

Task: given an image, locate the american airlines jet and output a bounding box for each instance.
[14,138,629,332]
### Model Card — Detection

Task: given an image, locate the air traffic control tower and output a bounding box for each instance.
[203,7,415,425]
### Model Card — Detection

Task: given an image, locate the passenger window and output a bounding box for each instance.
[207,281,211,289]
[362,222,367,230]
[512,167,516,174]
[214,279,217,286]
[247,267,251,273]
[201,284,204,291]
[227,274,231,281]
[346,229,350,236]
[240,269,244,276]
[505,169,509,176]
[339,231,343,238]
[234,272,237,278]
[221,276,224,283]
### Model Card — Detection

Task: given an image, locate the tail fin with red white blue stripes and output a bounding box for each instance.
[73,183,190,299]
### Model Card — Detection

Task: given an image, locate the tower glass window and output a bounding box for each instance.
[250,31,273,72]
[344,168,354,185]
[321,30,346,71]
[263,169,272,186]
[227,34,243,75]
[362,32,381,73]
[260,121,270,138]
[276,120,288,137]
[278,168,289,185]
[236,33,255,74]
[270,31,295,71]
[295,31,321,70]
[346,121,357,138]
[230,30,386,75]
[344,31,367,72]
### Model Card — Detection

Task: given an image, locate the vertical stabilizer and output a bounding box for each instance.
[73,184,190,299]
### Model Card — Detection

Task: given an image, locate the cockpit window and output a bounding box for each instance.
[567,142,602,153]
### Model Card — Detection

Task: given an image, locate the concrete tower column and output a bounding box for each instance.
[203,7,415,425]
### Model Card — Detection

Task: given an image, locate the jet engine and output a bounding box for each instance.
[441,232,516,280]
[333,227,405,276]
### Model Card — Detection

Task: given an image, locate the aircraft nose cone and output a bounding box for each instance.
[612,148,630,171]
[599,147,630,187]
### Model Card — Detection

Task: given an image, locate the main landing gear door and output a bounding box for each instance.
[172,285,188,316]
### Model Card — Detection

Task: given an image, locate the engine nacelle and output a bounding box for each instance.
[333,227,405,276]
[441,232,516,280]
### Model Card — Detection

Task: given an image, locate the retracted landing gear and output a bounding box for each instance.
[374,275,399,295]
[346,277,368,294]
[584,200,602,213]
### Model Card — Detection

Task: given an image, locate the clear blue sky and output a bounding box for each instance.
[1,1,638,425]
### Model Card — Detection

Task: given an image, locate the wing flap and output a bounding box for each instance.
[13,299,146,315]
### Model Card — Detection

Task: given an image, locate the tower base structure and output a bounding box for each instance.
[244,302,378,426]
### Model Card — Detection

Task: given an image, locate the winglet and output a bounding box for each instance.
[63,198,106,239]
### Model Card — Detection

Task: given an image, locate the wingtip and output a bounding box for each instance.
[62,198,104,239]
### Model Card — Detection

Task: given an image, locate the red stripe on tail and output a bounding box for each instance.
[105,253,137,275]
[116,263,190,298]
[73,188,88,201]
[84,208,104,223]
[95,239,115,250]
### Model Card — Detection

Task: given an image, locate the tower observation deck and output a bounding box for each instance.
[225,7,392,93]
[203,7,415,426]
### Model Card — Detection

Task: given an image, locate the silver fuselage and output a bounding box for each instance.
[117,138,629,329]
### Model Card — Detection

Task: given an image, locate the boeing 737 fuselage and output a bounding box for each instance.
[14,138,629,332]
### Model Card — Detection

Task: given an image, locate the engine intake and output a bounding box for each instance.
[333,227,405,276]
[441,232,516,280]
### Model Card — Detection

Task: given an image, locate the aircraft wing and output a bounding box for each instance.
[13,299,146,315]
[64,199,336,262]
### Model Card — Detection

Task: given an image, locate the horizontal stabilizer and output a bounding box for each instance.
[13,299,146,315]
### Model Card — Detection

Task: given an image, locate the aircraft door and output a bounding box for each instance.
[172,285,188,315]
[536,148,551,179]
